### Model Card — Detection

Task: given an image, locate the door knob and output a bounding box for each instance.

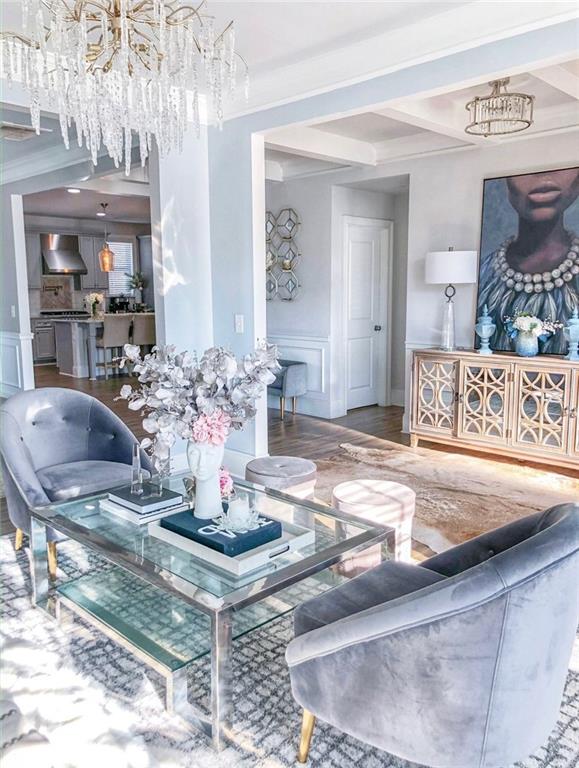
[374,325,382,331]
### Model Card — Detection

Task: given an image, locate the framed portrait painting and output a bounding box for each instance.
[476,166,579,354]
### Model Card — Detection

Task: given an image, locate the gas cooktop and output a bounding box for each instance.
[39,310,90,317]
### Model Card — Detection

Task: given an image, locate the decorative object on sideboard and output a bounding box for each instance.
[504,313,563,358]
[564,308,579,361]
[266,208,301,301]
[474,304,496,355]
[84,291,104,320]
[118,342,279,519]
[477,167,579,354]
[0,0,248,174]
[465,78,534,137]
[425,247,477,351]
[97,204,115,272]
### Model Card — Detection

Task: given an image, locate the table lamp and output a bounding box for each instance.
[425,247,478,351]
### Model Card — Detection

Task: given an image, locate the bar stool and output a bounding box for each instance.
[132,313,156,355]
[95,314,133,379]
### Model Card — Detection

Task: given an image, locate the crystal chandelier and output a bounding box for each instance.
[465,78,534,137]
[0,0,247,174]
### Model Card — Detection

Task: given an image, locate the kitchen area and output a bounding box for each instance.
[24,186,155,384]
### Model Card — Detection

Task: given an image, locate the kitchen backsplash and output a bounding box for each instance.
[29,286,111,316]
[40,276,74,310]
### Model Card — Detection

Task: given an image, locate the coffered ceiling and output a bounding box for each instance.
[264,59,579,181]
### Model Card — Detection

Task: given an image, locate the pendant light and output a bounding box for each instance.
[465,78,534,137]
[97,203,115,272]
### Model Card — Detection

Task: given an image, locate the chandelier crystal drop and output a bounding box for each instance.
[465,78,534,137]
[0,0,248,174]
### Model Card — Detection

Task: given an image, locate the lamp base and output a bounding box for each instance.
[441,295,456,352]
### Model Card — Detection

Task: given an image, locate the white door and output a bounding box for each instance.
[345,220,389,410]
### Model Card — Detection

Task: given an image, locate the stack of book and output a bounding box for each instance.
[100,483,187,525]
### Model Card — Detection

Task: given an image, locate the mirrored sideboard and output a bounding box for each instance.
[410,349,579,470]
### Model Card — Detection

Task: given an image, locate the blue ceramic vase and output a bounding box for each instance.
[515,331,539,357]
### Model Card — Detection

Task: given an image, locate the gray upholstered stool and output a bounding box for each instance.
[245,456,317,499]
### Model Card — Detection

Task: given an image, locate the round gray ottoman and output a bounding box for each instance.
[245,456,317,499]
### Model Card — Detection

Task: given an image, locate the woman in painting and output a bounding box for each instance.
[478,168,579,353]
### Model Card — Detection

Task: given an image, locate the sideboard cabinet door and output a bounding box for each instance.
[512,365,571,456]
[413,355,457,436]
[456,360,512,445]
[570,370,579,459]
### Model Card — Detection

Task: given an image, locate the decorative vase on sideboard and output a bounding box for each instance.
[187,441,225,519]
[515,331,539,357]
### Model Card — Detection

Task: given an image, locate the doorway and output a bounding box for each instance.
[343,216,392,410]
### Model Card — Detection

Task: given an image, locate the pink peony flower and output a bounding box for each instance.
[219,467,234,498]
[192,410,232,446]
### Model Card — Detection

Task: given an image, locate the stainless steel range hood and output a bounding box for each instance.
[41,234,88,275]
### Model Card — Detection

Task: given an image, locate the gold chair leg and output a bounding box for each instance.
[297,709,316,763]
[280,396,285,421]
[47,542,58,580]
[14,528,24,551]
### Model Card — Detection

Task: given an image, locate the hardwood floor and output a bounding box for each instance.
[28,364,579,478]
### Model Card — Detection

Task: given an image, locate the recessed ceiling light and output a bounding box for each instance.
[67,187,81,194]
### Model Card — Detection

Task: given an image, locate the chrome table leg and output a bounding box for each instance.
[211,609,233,751]
[30,517,49,607]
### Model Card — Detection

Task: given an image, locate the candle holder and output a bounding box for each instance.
[475,304,496,356]
[564,308,579,361]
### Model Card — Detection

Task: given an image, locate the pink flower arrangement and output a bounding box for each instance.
[219,467,234,499]
[191,410,232,446]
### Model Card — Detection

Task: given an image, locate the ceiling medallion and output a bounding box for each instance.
[465,78,534,137]
[0,0,248,173]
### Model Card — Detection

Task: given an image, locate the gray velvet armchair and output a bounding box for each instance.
[0,387,151,578]
[268,359,307,419]
[287,504,579,767]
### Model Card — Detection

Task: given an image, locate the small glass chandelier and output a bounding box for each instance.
[465,78,534,137]
[0,0,248,174]
[97,204,115,272]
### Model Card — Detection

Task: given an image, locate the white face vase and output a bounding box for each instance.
[187,442,225,481]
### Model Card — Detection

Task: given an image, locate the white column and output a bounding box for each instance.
[149,125,213,354]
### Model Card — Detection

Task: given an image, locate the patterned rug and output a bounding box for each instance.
[1,535,578,768]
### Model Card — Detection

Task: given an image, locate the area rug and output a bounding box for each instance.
[1,536,578,768]
[313,441,579,553]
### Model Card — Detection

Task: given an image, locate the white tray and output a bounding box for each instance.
[148,517,315,576]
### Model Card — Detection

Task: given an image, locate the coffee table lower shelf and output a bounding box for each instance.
[54,564,337,744]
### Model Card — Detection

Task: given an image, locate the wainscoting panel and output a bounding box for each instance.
[267,333,331,418]
[0,332,34,398]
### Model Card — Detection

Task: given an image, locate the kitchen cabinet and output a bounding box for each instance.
[26,233,42,289]
[80,236,109,291]
[32,319,56,362]
[411,349,578,470]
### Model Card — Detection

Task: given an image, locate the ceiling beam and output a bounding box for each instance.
[265,125,376,167]
[533,64,579,100]
[376,104,499,146]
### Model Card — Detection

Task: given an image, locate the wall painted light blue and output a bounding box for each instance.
[208,19,579,457]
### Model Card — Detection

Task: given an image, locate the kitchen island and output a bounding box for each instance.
[52,313,154,379]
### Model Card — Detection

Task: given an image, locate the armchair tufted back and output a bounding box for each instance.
[0,387,135,471]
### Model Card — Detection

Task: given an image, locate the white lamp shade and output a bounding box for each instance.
[425,250,478,285]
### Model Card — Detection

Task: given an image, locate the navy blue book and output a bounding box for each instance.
[160,508,282,557]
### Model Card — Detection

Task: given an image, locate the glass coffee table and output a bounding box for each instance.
[29,474,392,749]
